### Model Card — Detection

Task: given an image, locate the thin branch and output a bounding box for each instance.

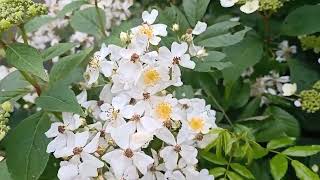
[94,0,107,38]
[207,92,234,127]
[19,25,29,44]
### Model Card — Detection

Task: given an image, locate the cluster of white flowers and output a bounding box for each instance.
[220,0,260,14]
[275,40,297,62]
[45,9,216,180]
[250,71,296,104]
[18,0,133,50]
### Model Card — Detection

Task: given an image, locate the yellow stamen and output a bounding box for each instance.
[188,117,204,132]
[143,69,160,86]
[155,102,172,120]
[139,24,153,38]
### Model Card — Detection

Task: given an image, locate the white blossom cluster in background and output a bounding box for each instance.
[17,0,133,50]
[220,0,260,14]
[45,9,216,180]
[275,40,297,62]
[250,71,297,105]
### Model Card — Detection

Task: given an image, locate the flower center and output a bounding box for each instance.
[73,147,83,155]
[139,24,153,38]
[131,53,140,63]
[195,133,204,141]
[172,57,180,65]
[143,92,150,100]
[189,117,205,132]
[155,102,172,120]
[58,125,65,133]
[124,148,134,158]
[89,56,100,68]
[131,114,141,122]
[143,69,161,86]
[174,145,181,152]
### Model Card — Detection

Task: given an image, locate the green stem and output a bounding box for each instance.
[94,0,107,38]
[20,71,41,96]
[17,25,42,95]
[224,155,233,179]
[269,149,294,161]
[19,25,28,44]
[208,92,234,127]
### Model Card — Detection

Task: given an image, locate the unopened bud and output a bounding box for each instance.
[172,23,179,32]
[120,32,131,44]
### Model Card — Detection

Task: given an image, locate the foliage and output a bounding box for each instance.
[0,0,319,180]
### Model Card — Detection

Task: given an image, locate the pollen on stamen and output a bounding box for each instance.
[189,117,205,132]
[155,102,172,120]
[143,69,161,86]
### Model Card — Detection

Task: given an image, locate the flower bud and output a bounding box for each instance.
[120,32,131,44]
[171,23,179,32]
[1,101,12,112]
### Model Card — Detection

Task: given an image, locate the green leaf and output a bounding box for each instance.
[6,112,50,180]
[198,27,251,48]
[282,5,320,36]
[267,137,296,150]
[0,160,12,180]
[174,85,194,99]
[158,5,190,32]
[0,71,30,91]
[49,48,92,85]
[291,160,320,180]
[209,167,226,178]
[36,83,83,115]
[200,151,228,165]
[250,141,268,159]
[195,21,240,42]
[239,97,261,119]
[230,163,254,179]
[227,171,244,180]
[222,34,263,83]
[104,18,140,46]
[194,51,231,72]
[288,58,320,91]
[0,90,30,104]
[282,146,320,157]
[182,0,210,26]
[70,7,106,37]
[57,0,88,18]
[270,154,288,180]
[0,71,31,103]
[255,106,300,142]
[42,43,76,62]
[5,43,48,81]
[25,15,56,33]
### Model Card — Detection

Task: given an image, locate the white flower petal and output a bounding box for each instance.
[220,0,238,7]
[151,24,168,36]
[180,145,198,165]
[100,60,114,77]
[132,152,154,175]
[282,83,297,96]
[142,9,158,24]
[240,0,259,14]
[83,132,100,153]
[171,42,188,57]
[156,128,176,145]
[74,131,89,148]
[192,21,207,35]
[57,164,78,180]
[160,146,178,170]
[179,54,195,69]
